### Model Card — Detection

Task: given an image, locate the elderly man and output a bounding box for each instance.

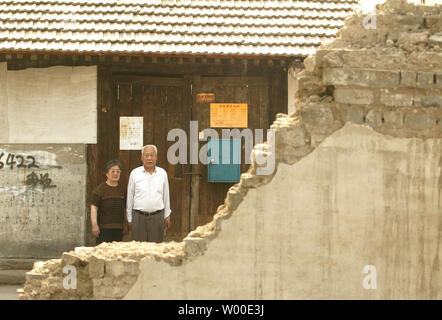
[126,145,171,242]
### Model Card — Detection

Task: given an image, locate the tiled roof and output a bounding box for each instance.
[0,0,359,57]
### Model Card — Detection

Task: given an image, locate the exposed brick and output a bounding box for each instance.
[324,68,399,88]
[416,72,434,89]
[414,96,442,108]
[404,113,436,131]
[383,111,403,129]
[435,73,442,89]
[366,110,383,128]
[380,91,413,107]
[334,88,374,105]
[323,68,370,87]
[322,52,344,68]
[276,124,306,148]
[400,70,417,87]
[373,70,400,88]
[343,107,364,124]
[302,106,334,126]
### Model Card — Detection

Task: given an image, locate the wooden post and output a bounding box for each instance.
[189,75,201,232]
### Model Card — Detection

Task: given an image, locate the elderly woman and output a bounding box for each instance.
[90,159,128,245]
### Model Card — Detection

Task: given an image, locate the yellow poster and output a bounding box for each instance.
[210,103,248,128]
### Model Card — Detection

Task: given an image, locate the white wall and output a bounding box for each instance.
[0,62,97,144]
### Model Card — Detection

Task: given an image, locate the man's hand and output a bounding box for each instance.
[164,216,171,229]
[92,223,100,238]
[127,222,131,231]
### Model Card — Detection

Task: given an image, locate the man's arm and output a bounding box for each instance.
[90,204,100,237]
[126,171,135,224]
[163,171,171,229]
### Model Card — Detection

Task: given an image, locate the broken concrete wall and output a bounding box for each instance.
[124,123,441,299]
[19,0,442,299]
[0,144,87,258]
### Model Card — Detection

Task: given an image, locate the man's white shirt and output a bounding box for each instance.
[126,166,171,222]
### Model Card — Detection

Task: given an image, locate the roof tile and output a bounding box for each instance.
[0,0,358,57]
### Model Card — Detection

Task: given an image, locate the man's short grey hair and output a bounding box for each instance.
[141,144,158,155]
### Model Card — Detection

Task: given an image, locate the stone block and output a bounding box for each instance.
[302,106,334,126]
[343,107,364,124]
[88,255,105,279]
[366,110,383,128]
[380,91,413,107]
[105,260,138,278]
[323,68,370,87]
[396,15,424,26]
[425,15,442,32]
[414,96,442,108]
[295,73,326,98]
[324,69,399,88]
[184,237,209,257]
[404,113,436,131]
[334,88,374,105]
[61,252,87,267]
[416,72,434,89]
[429,35,442,47]
[372,70,400,88]
[276,124,306,148]
[436,74,442,89]
[304,55,319,73]
[383,111,403,129]
[322,52,343,68]
[400,70,417,87]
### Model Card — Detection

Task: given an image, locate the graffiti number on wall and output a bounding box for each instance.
[0,152,39,170]
[26,172,56,189]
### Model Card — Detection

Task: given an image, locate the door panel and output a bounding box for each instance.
[192,76,270,227]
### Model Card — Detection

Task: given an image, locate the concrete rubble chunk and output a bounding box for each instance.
[61,252,88,267]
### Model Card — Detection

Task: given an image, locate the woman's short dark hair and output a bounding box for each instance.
[105,160,122,173]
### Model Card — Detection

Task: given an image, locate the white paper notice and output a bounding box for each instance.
[120,117,143,150]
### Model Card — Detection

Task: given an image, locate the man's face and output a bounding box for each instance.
[106,165,121,183]
[141,147,157,170]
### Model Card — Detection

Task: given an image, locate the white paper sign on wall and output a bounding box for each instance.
[120,116,143,150]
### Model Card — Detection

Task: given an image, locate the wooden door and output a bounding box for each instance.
[97,74,191,241]
[191,76,270,228]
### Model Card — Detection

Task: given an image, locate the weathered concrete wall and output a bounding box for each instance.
[0,144,87,258]
[18,0,442,300]
[0,62,97,144]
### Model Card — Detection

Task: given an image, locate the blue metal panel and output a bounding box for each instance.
[207,139,241,183]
